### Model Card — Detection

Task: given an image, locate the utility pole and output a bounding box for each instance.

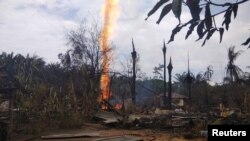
[131,38,137,105]
[167,57,173,109]
[162,41,167,107]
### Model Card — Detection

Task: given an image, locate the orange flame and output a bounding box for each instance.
[100,0,119,109]
[115,103,123,110]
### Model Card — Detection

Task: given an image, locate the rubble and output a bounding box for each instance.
[95,135,142,141]
[41,132,100,139]
[94,110,122,124]
[37,101,250,141]
[200,130,208,137]
[0,121,7,141]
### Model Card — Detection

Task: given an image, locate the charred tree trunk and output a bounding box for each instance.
[131,39,137,105]
[167,57,173,109]
[188,81,192,106]
[8,93,14,141]
[162,42,167,107]
[70,77,77,114]
[205,82,208,105]
[187,54,192,106]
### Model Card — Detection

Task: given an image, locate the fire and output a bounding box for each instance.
[115,103,123,110]
[100,0,119,108]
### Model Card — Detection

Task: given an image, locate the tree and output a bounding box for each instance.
[20,55,45,89]
[119,49,145,105]
[193,72,206,83]
[59,19,114,116]
[0,52,18,79]
[146,0,249,47]
[0,52,45,91]
[203,65,213,105]
[225,46,244,82]
[175,72,187,83]
[174,72,187,94]
[64,20,105,77]
[204,65,213,81]
[153,64,164,79]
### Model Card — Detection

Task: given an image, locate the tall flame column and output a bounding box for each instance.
[100,0,119,107]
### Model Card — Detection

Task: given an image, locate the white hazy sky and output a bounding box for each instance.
[0,0,249,83]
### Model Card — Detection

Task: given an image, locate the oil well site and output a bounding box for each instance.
[1,0,250,141]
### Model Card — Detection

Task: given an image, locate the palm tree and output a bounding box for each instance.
[174,72,187,94]
[0,52,21,90]
[194,72,206,84]
[175,72,187,84]
[203,65,214,105]
[226,46,244,83]
[174,72,194,96]
[204,66,213,81]
[0,52,17,76]
[20,55,45,89]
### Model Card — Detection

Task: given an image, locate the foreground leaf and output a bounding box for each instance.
[186,0,201,20]
[206,28,217,40]
[172,0,182,23]
[232,4,238,18]
[168,24,182,43]
[196,30,207,41]
[185,21,199,39]
[146,0,169,20]
[219,28,224,43]
[205,4,213,31]
[202,28,216,46]
[242,37,250,48]
[157,4,172,24]
[222,7,232,30]
[197,21,205,39]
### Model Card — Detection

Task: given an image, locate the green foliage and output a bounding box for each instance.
[242,37,250,48]
[172,0,182,23]
[151,79,165,94]
[226,46,244,82]
[172,64,250,112]
[145,0,170,20]
[157,4,172,24]
[0,20,105,133]
[146,0,249,47]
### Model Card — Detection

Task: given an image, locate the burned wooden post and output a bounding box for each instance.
[0,88,18,141]
[8,92,14,141]
[162,41,167,107]
[167,57,173,109]
[186,53,193,105]
[131,39,137,105]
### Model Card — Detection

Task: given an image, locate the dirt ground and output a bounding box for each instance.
[12,123,206,141]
